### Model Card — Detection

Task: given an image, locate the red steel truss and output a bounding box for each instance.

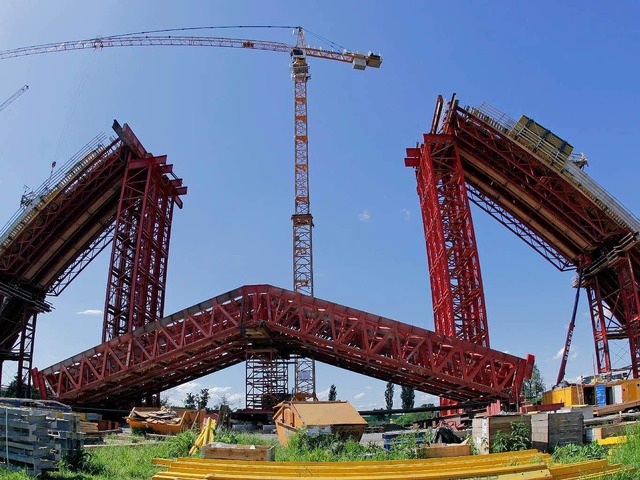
[0,123,186,394]
[32,285,534,408]
[433,98,640,377]
[102,123,186,341]
[405,135,490,348]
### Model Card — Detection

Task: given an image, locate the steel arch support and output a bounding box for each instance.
[34,285,533,408]
[405,135,490,348]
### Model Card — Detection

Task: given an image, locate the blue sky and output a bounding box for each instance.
[1,1,639,409]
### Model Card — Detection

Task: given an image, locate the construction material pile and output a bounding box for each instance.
[151,449,629,479]
[126,406,203,434]
[0,405,83,476]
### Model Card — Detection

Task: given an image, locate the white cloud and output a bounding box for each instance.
[76,309,102,316]
[401,208,411,221]
[317,387,331,401]
[418,393,439,405]
[358,210,371,223]
[163,383,246,408]
[553,346,579,361]
[207,386,232,395]
[354,392,365,400]
[553,347,565,360]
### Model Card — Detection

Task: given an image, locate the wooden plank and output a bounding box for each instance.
[203,444,275,461]
[419,444,472,458]
[593,399,640,417]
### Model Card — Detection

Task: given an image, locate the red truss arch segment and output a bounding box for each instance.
[405,134,490,348]
[32,285,534,408]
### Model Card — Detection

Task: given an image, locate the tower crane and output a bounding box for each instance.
[0,85,28,113]
[0,27,382,404]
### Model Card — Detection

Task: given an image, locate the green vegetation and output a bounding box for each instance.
[0,431,195,480]
[384,382,394,411]
[328,384,337,401]
[275,430,419,462]
[400,386,415,410]
[490,421,531,453]
[522,365,545,404]
[393,410,434,428]
[550,443,607,463]
[608,423,640,478]
[3,423,640,479]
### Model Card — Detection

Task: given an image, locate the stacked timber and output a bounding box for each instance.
[0,406,83,476]
[531,411,584,452]
[151,449,629,479]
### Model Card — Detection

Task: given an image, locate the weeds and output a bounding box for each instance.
[275,431,386,462]
[490,421,531,453]
[608,423,640,479]
[551,443,607,463]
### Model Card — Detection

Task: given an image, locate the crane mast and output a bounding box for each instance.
[291,28,316,397]
[0,85,28,113]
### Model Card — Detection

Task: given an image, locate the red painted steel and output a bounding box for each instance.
[0,123,186,394]
[102,126,186,341]
[405,135,490,348]
[439,100,640,376]
[33,285,534,408]
[0,138,125,389]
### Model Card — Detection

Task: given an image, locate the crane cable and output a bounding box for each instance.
[52,50,97,169]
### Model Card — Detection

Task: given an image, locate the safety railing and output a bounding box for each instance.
[465,103,640,234]
[0,133,117,252]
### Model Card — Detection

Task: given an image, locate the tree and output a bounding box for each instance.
[384,382,394,411]
[328,384,337,401]
[220,393,229,406]
[523,365,545,403]
[183,389,211,410]
[198,388,210,410]
[2,374,39,399]
[183,392,197,409]
[401,386,415,410]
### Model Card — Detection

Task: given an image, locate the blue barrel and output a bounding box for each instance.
[595,385,606,406]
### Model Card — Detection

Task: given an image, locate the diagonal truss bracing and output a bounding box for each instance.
[432,99,640,376]
[33,285,534,408]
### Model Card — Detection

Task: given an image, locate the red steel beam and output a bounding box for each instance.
[405,134,490,348]
[33,285,534,408]
[443,102,640,375]
[102,124,187,341]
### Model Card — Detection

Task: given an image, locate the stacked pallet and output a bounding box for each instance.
[531,412,584,452]
[151,450,630,479]
[0,406,83,476]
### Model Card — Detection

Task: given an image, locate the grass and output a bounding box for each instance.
[4,424,638,479]
[0,428,422,479]
[0,431,196,480]
[550,423,640,480]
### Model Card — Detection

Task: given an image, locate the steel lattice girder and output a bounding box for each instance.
[102,122,187,342]
[444,104,640,375]
[0,140,126,371]
[0,140,125,285]
[449,106,633,266]
[33,285,534,408]
[405,135,490,348]
[102,147,185,341]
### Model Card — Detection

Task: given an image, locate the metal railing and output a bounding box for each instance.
[0,133,117,253]
[466,103,640,234]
